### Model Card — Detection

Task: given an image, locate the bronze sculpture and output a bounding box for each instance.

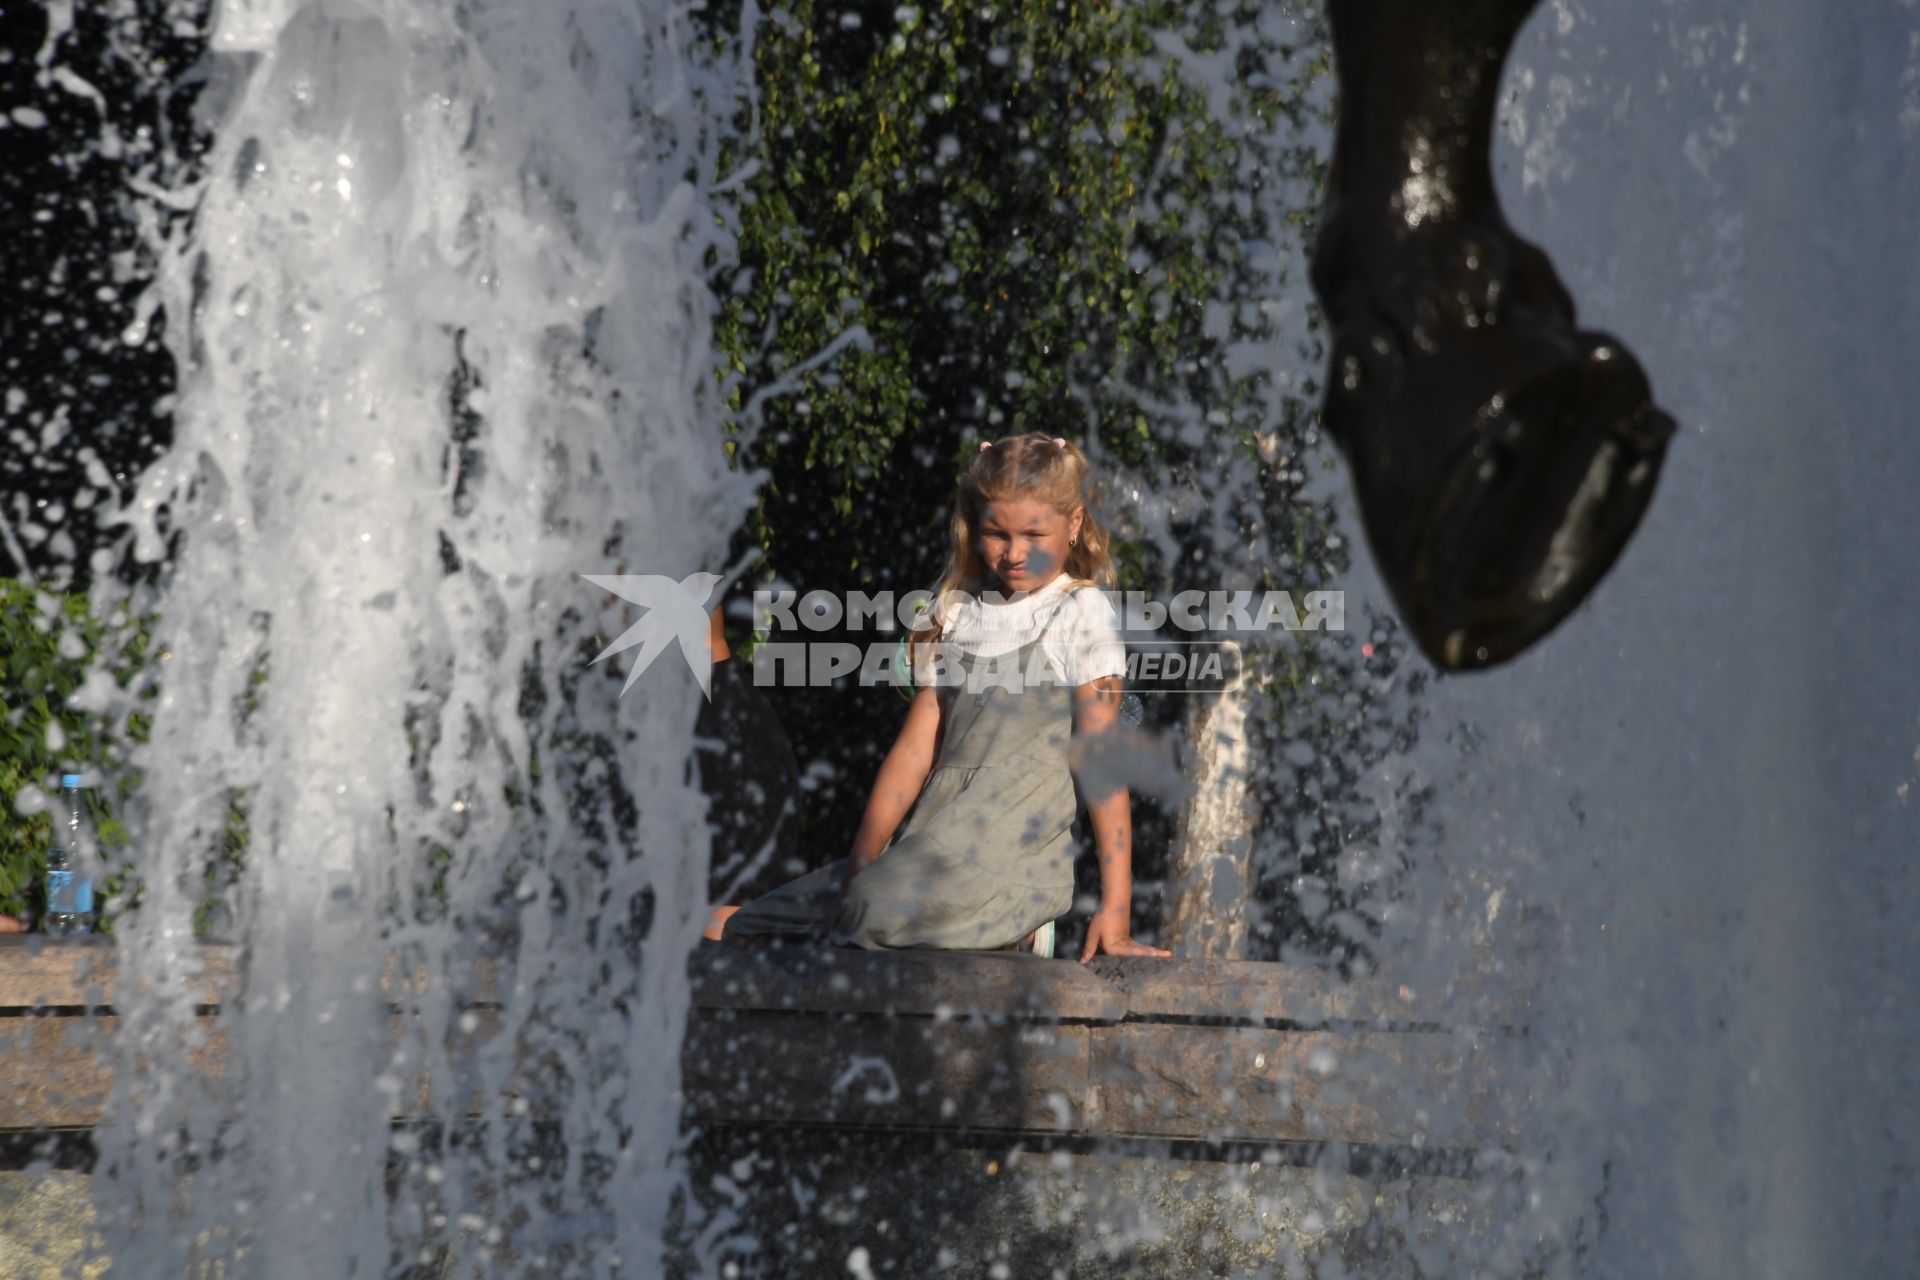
[1311,0,1675,670]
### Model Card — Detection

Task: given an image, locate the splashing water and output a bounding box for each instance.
[90,1,757,1274]
[27,0,1919,1275]
[1371,1,1920,1274]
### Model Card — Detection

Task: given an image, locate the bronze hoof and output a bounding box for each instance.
[1324,315,1673,670]
[1311,0,1676,670]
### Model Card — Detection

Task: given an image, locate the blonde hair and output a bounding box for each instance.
[909,432,1114,670]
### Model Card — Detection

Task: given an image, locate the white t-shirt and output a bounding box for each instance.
[911,573,1126,688]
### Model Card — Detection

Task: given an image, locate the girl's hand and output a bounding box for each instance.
[817,877,851,943]
[818,857,868,942]
[1079,906,1171,963]
[813,904,842,944]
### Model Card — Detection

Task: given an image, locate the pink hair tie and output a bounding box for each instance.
[978,440,993,453]
[1052,437,1067,449]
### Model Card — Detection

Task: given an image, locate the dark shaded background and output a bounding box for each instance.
[0,2,211,594]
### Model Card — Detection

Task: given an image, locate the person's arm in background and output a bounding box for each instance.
[1072,674,1171,962]
[844,685,945,879]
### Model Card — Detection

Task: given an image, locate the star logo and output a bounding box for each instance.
[582,572,724,699]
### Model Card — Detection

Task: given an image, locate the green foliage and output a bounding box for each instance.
[717,0,1333,578]
[0,577,156,924]
[0,578,264,936]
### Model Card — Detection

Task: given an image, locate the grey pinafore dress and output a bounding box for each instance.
[721,601,1081,951]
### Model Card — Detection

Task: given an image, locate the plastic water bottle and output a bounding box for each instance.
[45,774,95,938]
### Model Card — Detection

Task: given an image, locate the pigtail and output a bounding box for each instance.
[1050,436,1115,590]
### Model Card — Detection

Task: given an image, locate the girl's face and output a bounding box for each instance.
[977,497,1083,594]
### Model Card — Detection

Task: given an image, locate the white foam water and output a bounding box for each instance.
[1365,2,1920,1274]
[90,1,758,1275]
[1141,2,1920,1274]
[56,0,1920,1275]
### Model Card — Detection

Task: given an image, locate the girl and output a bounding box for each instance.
[712,432,1168,963]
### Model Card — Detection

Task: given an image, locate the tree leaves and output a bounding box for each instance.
[0,578,155,921]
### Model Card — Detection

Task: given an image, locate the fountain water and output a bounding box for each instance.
[18,0,1918,1275]
[1369,1,1920,1273]
[84,1,759,1275]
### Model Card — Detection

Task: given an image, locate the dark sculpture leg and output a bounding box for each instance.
[1310,0,1675,671]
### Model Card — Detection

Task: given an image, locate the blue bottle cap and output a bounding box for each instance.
[61,774,84,788]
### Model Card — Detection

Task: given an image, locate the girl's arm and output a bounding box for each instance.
[1072,675,1172,963]
[845,685,946,878]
